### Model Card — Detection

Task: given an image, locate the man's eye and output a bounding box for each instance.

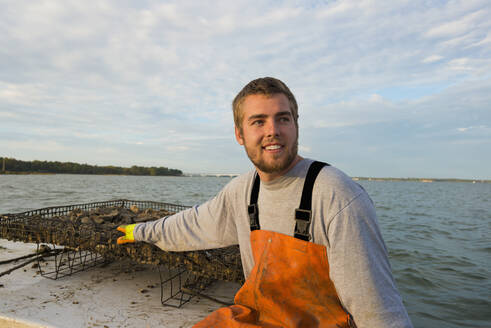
[279,117,290,123]
[252,120,264,126]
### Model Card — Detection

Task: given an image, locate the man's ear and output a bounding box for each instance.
[235,126,244,145]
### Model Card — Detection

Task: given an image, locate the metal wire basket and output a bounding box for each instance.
[0,199,244,283]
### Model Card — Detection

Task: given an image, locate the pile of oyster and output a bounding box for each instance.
[69,205,171,226]
[0,206,243,283]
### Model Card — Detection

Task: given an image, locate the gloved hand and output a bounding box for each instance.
[117,224,137,244]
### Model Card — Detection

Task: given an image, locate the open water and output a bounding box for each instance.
[0,174,490,328]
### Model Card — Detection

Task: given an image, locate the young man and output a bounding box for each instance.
[118,77,413,328]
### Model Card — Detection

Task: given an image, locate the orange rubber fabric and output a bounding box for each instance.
[194,230,354,328]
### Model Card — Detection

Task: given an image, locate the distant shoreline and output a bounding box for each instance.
[0,171,185,177]
[0,157,183,177]
[351,177,490,183]
[0,171,489,183]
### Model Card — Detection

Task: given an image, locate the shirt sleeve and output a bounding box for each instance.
[132,182,239,251]
[327,191,413,328]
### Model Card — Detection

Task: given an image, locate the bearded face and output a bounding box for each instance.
[235,94,300,181]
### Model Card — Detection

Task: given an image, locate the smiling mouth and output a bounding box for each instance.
[263,145,282,151]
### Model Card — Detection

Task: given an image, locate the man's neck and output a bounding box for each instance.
[257,155,303,182]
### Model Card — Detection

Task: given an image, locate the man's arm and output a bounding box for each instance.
[327,191,413,328]
[132,183,239,251]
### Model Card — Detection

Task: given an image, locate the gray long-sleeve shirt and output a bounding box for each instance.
[134,158,413,328]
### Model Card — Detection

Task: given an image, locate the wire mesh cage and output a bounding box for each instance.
[0,199,244,307]
[35,244,108,280]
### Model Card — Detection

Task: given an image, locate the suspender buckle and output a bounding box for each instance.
[294,208,312,241]
[248,204,260,231]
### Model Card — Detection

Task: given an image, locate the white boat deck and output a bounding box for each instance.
[0,239,240,328]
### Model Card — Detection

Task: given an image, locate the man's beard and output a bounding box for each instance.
[245,138,298,174]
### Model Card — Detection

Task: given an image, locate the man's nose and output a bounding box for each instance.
[266,120,280,137]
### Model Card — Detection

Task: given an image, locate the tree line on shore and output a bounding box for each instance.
[0,157,183,176]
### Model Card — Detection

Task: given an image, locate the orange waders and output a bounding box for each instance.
[194,162,355,328]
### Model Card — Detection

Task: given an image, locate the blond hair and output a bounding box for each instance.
[232,77,298,130]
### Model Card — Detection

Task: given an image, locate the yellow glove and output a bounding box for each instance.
[117,224,137,244]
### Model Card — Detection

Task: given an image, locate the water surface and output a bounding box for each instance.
[1,175,490,327]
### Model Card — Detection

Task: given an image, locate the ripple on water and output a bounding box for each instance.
[434,296,491,327]
[396,266,440,289]
[438,256,476,268]
[375,205,392,211]
[476,246,491,254]
[388,248,412,260]
[2,184,16,190]
[405,211,430,217]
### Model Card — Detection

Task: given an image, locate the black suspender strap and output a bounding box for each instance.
[248,173,261,231]
[247,161,330,239]
[294,161,329,241]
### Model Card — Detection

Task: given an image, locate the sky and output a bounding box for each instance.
[1,0,490,179]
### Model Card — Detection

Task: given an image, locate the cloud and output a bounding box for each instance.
[425,9,486,38]
[1,0,490,178]
[301,92,400,130]
[471,32,491,46]
[456,125,489,133]
[422,55,444,63]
